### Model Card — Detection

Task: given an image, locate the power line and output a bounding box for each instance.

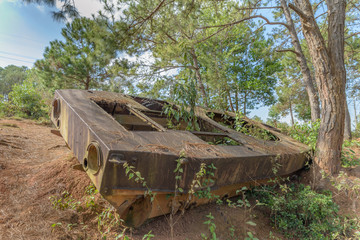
[0,50,38,60]
[0,32,48,46]
[0,55,34,64]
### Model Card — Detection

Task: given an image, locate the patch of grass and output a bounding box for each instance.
[0,123,19,128]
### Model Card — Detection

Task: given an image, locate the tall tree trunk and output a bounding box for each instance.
[190,48,208,107]
[243,93,247,116]
[281,0,320,122]
[291,0,346,175]
[235,89,239,112]
[344,99,352,140]
[85,76,90,90]
[289,100,294,126]
[227,90,235,112]
[354,98,358,126]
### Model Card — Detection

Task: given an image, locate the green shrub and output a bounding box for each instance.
[255,184,356,239]
[6,80,48,119]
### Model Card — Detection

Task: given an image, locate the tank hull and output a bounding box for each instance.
[50,89,310,227]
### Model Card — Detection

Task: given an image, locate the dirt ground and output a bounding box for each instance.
[0,119,359,240]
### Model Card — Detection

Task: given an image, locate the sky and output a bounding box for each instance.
[0,0,102,68]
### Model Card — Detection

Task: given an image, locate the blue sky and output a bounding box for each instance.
[0,0,64,67]
[0,0,102,68]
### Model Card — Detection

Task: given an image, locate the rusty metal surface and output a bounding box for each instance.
[51,89,310,226]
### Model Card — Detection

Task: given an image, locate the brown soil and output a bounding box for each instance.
[0,119,359,240]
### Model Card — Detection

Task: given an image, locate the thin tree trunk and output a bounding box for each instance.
[190,48,208,107]
[281,0,320,122]
[354,98,358,126]
[344,99,352,140]
[227,90,235,112]
[289,100,294,126]
[243,93,247,116]
[85,76,90,90]
[235,89,239,112]
[291,0,346,175]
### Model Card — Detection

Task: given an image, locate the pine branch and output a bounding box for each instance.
[346,31,360,39]
[276,49,301,56]
[198,15,290,30]
[288,3,310,21]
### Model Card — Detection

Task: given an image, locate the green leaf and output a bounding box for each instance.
[246,221,257,226]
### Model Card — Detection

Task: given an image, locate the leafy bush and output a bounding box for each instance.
[341,140,360,168]
[3,80,48,119]
[255,184,356,239]
[286,120,320,150]
[0,95,10,118]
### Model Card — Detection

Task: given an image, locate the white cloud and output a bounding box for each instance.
[55,0,103,18]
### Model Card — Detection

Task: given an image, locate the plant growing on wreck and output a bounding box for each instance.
[163,79,200,131]
[162,103,200,131]
[123,162,156,202]
[234,111,277,141]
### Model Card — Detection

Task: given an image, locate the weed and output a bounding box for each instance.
[50,222,62,232]
[49,191,81,211]
[201,213,218,240]
[123,162,156,202]
[97,207,124,239]
[192,163,218,200]
[142,230,155,240]
[84,184,101,212]
[245,231,259,240]
[341,146,360,168]
[170,153,219,238]
[255,183,357,239]
[328,171,360,212]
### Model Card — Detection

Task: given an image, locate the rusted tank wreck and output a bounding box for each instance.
[51,89,310,227]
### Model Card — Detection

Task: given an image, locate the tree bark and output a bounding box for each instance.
[190,48,209,107]
[289,100,294,126]
[354,98,358,126]
[243,93,247,116]
[227,90,235,112]
[281,0,321,122]
[291,0,346,175]
[344,99,352,140]
[85,76,90,90]
[235,89,239,112]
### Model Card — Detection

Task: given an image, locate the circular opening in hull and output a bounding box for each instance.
[52,99,61,119]
[84,142,102,175]
[83,158,88,169]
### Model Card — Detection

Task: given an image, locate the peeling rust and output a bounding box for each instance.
[51,89,310,227]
